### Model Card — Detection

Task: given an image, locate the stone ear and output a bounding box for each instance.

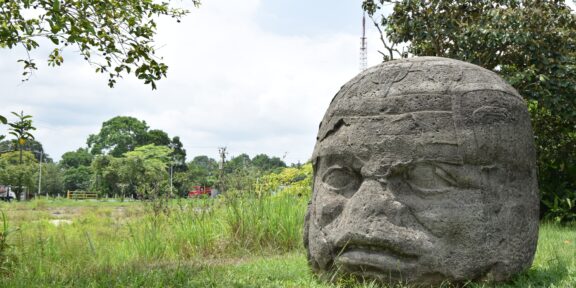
[472,106,510,124]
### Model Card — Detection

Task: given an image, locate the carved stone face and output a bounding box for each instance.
[304,57,539,284]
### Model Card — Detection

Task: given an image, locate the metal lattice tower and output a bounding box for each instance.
[360,12,368,71]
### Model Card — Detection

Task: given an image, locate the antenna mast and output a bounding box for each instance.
[360,11,368,71]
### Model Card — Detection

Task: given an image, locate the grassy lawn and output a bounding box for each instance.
[0,198,574,287]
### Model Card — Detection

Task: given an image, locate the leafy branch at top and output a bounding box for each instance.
[0,0,201,89]
[7,111,35,146]
[0,115,5,142]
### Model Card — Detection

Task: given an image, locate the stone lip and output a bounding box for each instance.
[333,235,423,260]
[332,232,425,281]
[336,248,417,278]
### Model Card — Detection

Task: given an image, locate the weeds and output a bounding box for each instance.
[0,199,573,287]
[0,211,18,276]
[223,193,307,253]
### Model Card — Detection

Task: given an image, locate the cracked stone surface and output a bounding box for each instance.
[304,57,539,285]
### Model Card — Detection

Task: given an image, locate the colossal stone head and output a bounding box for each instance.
[304,57,539,285]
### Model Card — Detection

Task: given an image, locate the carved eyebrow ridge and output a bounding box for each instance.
[319,118,348,142]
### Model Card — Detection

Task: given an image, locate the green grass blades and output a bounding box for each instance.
[0,198,574,287]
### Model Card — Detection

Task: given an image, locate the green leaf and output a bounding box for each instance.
[539,74,549,82]
[53,0,60,12]
[83,21,96,35]
[48,36,59,45]
[0,115,6,124]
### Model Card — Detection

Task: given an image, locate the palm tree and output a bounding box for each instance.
[8,111,36,200]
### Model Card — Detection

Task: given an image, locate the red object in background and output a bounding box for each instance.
[188,186,212,197]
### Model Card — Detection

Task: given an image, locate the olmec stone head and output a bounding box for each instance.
[304,57,539,285]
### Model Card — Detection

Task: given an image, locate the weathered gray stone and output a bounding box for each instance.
[304,57,539,285]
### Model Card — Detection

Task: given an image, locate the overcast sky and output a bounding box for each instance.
[0,0,387,165]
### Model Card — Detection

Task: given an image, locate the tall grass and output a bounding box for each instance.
[224,194,306,253]
[0,193,309,286]
[0,198,574,287]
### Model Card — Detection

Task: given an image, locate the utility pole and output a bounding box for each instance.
[360,11,368,71]
[169,164,174,196]
[37,149,43,197]
[218,147,227,194]
[168,142,177,197]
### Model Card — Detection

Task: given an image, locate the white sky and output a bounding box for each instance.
[0,0,387,165]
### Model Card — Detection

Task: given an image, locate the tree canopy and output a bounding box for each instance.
[169,136,186,172]
[87,116,187,162]
[363,0,576,222]
[8,111,36,147]
[90,144,171,198]
[0,0,200,89]
[187,155,218,186]
[84,116,187,197]
[60,148,93,169]
[0,139,50,162]
[147,129,171,146]
[60,147,93,191]
[87,116,150,156]
[251,154,286,172]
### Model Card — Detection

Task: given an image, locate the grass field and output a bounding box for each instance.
[0,197,574,287]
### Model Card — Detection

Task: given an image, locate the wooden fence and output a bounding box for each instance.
[67,190,98,200]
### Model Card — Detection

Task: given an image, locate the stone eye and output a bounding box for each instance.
[321,166,360,197]
[406,163,457,194]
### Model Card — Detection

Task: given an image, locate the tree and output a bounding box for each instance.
[122,144,171,198]
[363,0,576,222]
[7,111,36,200]
[40,162,64,196]
[87,116,183,159]
[91,154,118,196]
[0,0,200,89]
[0,141,14,154]
[63,166,91,191]
[0,150,37,200]
[123,143,171,163]
[90,144,171,198]
[225,153,251,173]
[530,101,576,222]
[187,155,218,187]
[147,129,171,146]
[60,148,93,169]
[169,136,186,171]
[87,116,150,157]
[252,154,286,173]
[166,136,187,194]
[256,163,312,198]
[0,139,51,162]
[60,147,93,192]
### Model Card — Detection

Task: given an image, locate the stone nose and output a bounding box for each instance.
[330,178,434,259]
[348,179,409,228]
